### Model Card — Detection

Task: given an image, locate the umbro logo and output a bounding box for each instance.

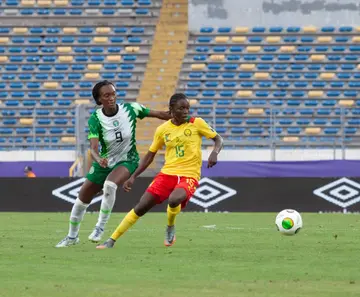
[52,178,103,205]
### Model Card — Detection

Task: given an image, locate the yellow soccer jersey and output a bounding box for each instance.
[149,117,217,180]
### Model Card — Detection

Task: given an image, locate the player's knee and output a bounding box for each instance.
[104,180,117,198]
[168,193,186,208]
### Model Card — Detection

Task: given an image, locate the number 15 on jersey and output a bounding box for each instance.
[175,145,184,157]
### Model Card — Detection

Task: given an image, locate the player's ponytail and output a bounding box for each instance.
[92,80,115,106]
[169,93,188,114]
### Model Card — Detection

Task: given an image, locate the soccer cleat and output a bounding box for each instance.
[96,238,116,249]
[164,225,176,247]
[88,226,104,243]
[55,236,79,248]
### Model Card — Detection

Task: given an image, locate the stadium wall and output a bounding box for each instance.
[2,149,360,162]
[189,0,360,30]
[1,176,360,213]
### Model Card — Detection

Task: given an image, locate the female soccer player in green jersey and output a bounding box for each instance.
[56,80,171,247]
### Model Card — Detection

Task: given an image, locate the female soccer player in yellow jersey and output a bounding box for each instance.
[97,93,223,249]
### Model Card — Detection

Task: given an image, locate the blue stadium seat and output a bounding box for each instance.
[324,128,339,134]
[305,100,318,106]
[269,26,283,32]
[287,127,301,134]
[204,81,218,87]
[250,128,264,134]
[16,128,31,134]
[314,119,327,125]
[50,128,64,134]
[40,100,54,106]
[200,27,214,33]
[287,27,300,32]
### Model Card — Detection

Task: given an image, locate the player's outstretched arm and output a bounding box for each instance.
[123,151,157,192]
[89,138,108,168]
[207,134,223,168]
[147,110,172,121]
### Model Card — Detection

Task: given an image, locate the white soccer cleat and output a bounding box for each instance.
[88,227,104,243]
[55,236,79,248]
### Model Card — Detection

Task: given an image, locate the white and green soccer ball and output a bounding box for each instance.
[275,209,303,235]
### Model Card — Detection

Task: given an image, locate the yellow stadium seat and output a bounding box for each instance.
[215,36,229,43]
[283,137,299,142]
[87,64,102,70]
[254,72,269,79]
[246,46,261,53]
[248,108,264,115]
[63,27,78,33]
[0,56,8,62]
[93,37,108,43]
[57,46,72,53]
[305,127,321,135]
[266,36,281,43]
[13,27,28,33]
[303,26,317,33]
[96,27,111,33]
[232,36,246,43]
[339,100,354,106]
[85,73,100,79]
[352,37,360,43]
[38,0,51,6]
[311,55,325,61]
[107,55,121,62]
[235,27,249,33]
[20,118,34,125]
[237,90,252,97]
[210,55,224,61]
[0,37,9,43]
[191,63,205,70]
[308,91,324,97]
[317,36,332,43]
[320,73,335,79]
[44,82,59,88]
[240,64,255,70]
[125,46,140,53]
[21,0,35,5]
[59,56,73,62]
[356,26,360,32]
[75,99,90,105]
[189,99,198,106]
[280,46,295,52]
[54,0,68,6]
[61,137,76,143]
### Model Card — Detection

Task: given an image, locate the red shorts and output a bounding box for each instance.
[146,173,199,209]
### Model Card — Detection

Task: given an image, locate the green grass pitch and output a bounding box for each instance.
[1,212,360,297]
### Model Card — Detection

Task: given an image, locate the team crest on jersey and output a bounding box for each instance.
[113,120,119,127]
[184,129,192,136]
[164,133,171,142]
[89,166,95,174]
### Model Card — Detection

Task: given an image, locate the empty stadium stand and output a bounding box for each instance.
[177,25,360,148]
[0,0,162,150]
[1,1,360,151]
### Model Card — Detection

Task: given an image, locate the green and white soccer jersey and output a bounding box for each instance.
[88,102,150,168]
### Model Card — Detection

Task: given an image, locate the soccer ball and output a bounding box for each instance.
[275,209,303,235]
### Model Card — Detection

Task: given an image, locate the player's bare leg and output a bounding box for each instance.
[89,166,130,242]
[96,192,157,249]
[56,180,102,248]
[165,188,187,247]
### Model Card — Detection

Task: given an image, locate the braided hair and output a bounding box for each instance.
[92,80,115,105]
[169,93,188,114]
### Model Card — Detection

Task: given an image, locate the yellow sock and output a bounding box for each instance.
[111,209,139,241]
[167,204,181,226]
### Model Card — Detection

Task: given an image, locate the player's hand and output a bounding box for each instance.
[123,177,135,192]
[98,158,108,168]
[207,151,218,168]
